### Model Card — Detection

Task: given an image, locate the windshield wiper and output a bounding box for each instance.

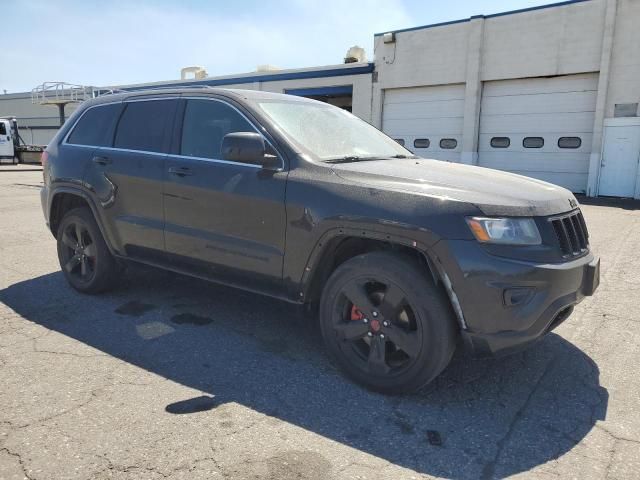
[323,154,417,164]
[323,156,377,164]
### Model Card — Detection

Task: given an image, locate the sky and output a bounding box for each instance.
[2,0,558,93]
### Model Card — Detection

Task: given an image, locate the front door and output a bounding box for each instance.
[163,98,287,293]
[599,125,640,197]
[0,120,14,160]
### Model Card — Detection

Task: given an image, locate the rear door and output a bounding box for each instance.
[163,97,287,293]
[83,98,178,259]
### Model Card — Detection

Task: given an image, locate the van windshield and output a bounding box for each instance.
[255,100,414,162]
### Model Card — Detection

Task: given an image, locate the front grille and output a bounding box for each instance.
[550,210,589,257]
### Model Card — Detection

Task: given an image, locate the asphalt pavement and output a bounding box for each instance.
[1,168,639,479]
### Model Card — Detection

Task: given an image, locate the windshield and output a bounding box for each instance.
[255,100,414,161]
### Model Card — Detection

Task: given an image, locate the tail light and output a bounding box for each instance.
[40,150,49,181]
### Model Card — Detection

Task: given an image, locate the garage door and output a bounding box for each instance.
[478,73,598,193]
[382,84,465,162]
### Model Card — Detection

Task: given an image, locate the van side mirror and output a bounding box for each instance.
[221,132,280,170]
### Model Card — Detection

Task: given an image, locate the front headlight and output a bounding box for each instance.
[466,217,542,245]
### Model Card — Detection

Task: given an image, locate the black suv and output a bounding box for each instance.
[41,88,600,393]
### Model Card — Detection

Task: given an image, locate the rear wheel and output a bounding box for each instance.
[319,251,457,393]
[56,207,119,293]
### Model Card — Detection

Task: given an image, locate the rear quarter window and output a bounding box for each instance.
[67,103,122,147]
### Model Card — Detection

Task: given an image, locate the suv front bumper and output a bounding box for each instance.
[431,239,600,356]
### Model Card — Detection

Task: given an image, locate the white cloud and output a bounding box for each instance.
[1,0,412,92]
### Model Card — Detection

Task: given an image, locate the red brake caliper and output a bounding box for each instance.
[350,305,365,321]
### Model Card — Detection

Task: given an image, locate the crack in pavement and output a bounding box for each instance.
[480,354,559,480]
[1,446,35,480]
[11,386,106,430]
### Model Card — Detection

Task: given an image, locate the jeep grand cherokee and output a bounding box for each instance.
[41,88,599,392]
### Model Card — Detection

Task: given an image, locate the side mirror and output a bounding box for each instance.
[221,132,280,170]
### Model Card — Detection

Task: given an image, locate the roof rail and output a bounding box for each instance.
[121,85,216,93]
[92,88,127,98]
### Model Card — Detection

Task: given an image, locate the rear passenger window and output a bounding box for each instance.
[114,100,176,153]
[440,138,457,149]
[181,99,255,160]
[394,139,405,147]
[490,137,510,148]
[67,104,122,147]
[0,123,6,135]
[558,137,581,149]
[414,138,430,148]
[523,137,544,148]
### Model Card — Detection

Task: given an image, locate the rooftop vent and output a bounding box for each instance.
[344,46,366,63]
[256,65,280,72]
[180,66,208,80]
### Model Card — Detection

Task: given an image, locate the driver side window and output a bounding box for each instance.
[181,99,255,160]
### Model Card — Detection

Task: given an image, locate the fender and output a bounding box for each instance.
[47,184,120,256]
[297,226,440,301]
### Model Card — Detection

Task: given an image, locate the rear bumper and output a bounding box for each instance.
[431,239,600,356]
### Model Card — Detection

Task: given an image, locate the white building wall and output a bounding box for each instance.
[480,1,604,80]
[374,0,640,197]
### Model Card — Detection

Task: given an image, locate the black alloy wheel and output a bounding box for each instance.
[319,251,457,393]
[332,277,422,377]
[59,221,97,283]
[56,207,120,293]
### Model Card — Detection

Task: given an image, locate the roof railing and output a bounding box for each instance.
[31,82,93,105]
[92,84,217,97]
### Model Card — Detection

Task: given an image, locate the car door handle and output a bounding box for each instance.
[168,166,194,177]
[92,155,111,165]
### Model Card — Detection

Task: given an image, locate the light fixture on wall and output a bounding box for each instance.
[382,32,396,44]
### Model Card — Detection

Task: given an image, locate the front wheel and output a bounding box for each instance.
[319,251,457,393]
[56,207,119,293]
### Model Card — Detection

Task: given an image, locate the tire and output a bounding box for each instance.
[319,251,457,393]
[56,207,119,294]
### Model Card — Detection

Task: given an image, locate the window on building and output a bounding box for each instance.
[413,138,430,148]
[181,99,256,160]
[114,100,176,153]
[439,138,457,149]
[490,137,510,148]
[523,137,544,148]
[558,137,582,149]
[68,103,122,147]
[394,139,405,147]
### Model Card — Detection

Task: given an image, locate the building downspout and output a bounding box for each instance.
[586,0,618,197]
[460,15,485,166]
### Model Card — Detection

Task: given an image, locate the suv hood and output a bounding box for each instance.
[331,158,578,217]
